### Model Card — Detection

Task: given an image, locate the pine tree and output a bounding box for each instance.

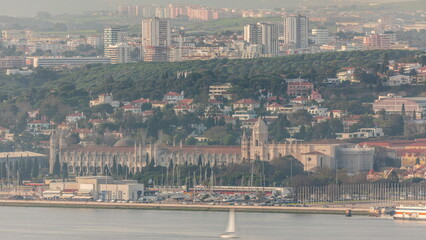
[13,161,18,179]
[145,153,149,165]
[401,104,406,117]
[117,164,123,177]
[19,160,26,180]
[103,165,109,176]
[1,162,6,180]
[198,155,202,166]
[32,159,39,178]
[111,159,117,177]
[61,162,68,179]
[26,160,32,179]
[53,154,61,177]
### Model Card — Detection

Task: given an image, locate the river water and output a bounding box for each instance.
[1,206,425,240]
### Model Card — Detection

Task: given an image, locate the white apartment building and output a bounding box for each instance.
[283,15,309,49]
[104,42,132,64]
[311,28,331,45]
[244,23,279,56]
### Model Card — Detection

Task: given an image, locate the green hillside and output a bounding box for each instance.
[0,50,422,110]
[54,50,420,102]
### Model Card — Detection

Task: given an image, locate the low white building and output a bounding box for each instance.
[163,92,184,104]
[336,128,384,140]
[66,112,86,123]
[47,176,144,201]
[386,75,411,86]
[232,110,257,121]
[90,93,120,108]
[307,106,329,117]
[6,69,34,76]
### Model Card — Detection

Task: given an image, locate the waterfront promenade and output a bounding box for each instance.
[0,200,370,215]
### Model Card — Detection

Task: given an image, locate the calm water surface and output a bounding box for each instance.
[0,206,425,240]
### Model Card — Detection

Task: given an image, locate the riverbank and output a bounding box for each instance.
[0,200,370,215]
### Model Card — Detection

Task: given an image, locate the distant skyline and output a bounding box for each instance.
[0,0,416,17]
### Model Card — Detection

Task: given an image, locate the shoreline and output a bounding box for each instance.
[0,200,370,215]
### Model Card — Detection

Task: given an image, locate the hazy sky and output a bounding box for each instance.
[0,0,413,17]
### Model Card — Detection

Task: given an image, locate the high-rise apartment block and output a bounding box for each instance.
[104,27,127,58]
[363,34,392,50]
[243,23,278,56]
[142,18,171,62]
[311,29,331,45]
[104,27,125,47]
[104,42,131,64]
[283,15,309,49]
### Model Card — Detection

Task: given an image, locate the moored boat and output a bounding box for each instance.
[394,205,426,220]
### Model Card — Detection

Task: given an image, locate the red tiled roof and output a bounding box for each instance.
[209,99,223,104]
[67,112,84,117]
[121,104,135,109]
[235,99,258,104]
[174,104,191,110]
[291,97,309,101]
[131,98,150,104]
[268,103,283,107]
[62,189,78,193]
[164,92,182,96]
[89,119,102,123]
[178,99,193,104]
[72,129,92,134]
[29,120,49,124]
[143,110,154,115]
[152,101,167,104]
[288,82,313,86]
[266,96,285,102]
[314,116,330,120]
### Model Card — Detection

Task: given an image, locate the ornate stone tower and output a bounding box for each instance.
[241,130,250,160]
[49,130,67,173]
[250,118,269,160]
[252,117,268,147]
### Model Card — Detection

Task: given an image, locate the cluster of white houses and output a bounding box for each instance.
[50,118,375,176]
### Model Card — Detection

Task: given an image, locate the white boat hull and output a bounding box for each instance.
[220,233,240,239]
[394,206,426,221]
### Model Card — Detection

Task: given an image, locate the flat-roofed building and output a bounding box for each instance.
[0,56,25,69]
[0,151,48,166]
[373,95,426,117]
[287,81,314,96]
[209,83,233,100]
[47,176,144,201]
[33,57,111,68]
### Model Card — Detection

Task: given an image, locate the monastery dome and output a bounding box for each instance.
[113,138,135,147]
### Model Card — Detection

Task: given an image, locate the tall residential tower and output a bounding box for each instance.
[283,15,309,49]
[243,23,278,56]
[141,18,171,62]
